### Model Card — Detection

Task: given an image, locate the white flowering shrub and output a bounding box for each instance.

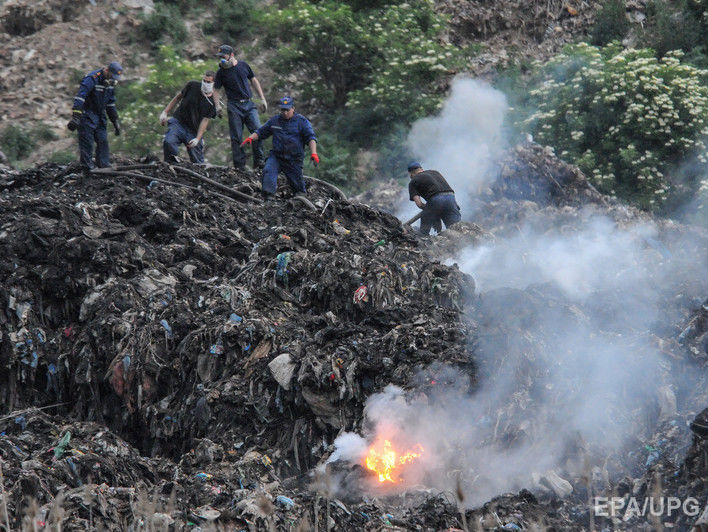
[523,43,708,211]
[262,0,461,121]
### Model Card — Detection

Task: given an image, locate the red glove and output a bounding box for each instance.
[310,153,320,165]
[241,137,253,147]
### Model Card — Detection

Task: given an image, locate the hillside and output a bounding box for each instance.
[0,0,613,166]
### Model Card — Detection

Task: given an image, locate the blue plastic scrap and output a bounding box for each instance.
[275,495,295,509]
[160,319,173,338]
[229,313,242,324]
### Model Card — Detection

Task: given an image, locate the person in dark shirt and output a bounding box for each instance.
[160,71,217,164]
[241,96,319,202]
[214,44,268,171]
[407,162,461,235]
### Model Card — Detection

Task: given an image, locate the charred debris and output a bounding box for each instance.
[0,144,706,530]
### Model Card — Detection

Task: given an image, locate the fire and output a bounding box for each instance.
[364,438,424,483]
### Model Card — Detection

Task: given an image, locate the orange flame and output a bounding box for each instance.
[364,438,424,483]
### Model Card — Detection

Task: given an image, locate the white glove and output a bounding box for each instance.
[187,138,200,148]
[160,110,168,126]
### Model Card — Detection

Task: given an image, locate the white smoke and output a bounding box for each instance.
[331,77,708,507]
[398,77,508,221]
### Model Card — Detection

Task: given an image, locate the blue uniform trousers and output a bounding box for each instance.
[227,100,263,169]
[420,193,461,235]
[163,118,205,164]
[78,122,109,170]
[262,153,306,194]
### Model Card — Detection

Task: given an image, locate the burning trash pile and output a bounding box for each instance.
[0,147,707,530]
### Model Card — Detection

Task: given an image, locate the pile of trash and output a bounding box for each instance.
[0,147,706,529]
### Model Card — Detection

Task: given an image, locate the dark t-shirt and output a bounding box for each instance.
[408,170,454,201]
[214,61,254,101]
[173,81,216,133]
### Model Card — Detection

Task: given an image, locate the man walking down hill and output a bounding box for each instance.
[407,162,461,235]
[214,44,268,171]
[160,71,217,164]
[67,61,123,175]
[241,96,319,202]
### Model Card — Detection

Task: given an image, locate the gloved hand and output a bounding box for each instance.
[259,101,268,113]
[113,120,121,136]
[217,107,223,119]
[67,114,81,131]
[310,153,320,165]
[159,111,168,126]
[241,137,253,147]
[187,138,200,148]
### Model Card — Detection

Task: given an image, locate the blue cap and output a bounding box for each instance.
[107,61,123,80]
[216,44,234,58]
[279,96,294,109]
[407,161,422,172]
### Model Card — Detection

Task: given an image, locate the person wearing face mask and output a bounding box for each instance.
[159,71,217,164]
[241,96,319,202]
[67,61,123,175]
[214,44,268,172]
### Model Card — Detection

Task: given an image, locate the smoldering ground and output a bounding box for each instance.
[334,79,708,507]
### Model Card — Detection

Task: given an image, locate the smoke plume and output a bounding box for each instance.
[332,78,708,507]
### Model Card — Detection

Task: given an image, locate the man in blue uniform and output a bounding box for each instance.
[214,44,268,171]
[407,162,461,235]
[241,96,319,201]
[160,71,217,164]
[67,61,123,174]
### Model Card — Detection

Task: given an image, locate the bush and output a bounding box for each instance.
[522,43,708,212]
[0,123,57,163]
[139,3,188,47]
[203,0,258,41]
[262,0,462,125]
[643,0,702,58]
[590,0,629,46]
[0,125,36,162]
[47,149,76,165]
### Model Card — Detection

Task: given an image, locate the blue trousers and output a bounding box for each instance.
[163,118,204,164]
[78,122,109,170]
[227,100,263,169]
[420,193,461,235]
[262,153,306,194]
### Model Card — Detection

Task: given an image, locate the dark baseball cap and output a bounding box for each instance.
[216,44,234,58]
[279,96,294,109]
[407,161,422,171]
[107,61,123,80]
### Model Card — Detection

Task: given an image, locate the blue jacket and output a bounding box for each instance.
[256,113,316,161]
[72,69,118,129]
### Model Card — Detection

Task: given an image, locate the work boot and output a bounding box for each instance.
[261,191,275,204]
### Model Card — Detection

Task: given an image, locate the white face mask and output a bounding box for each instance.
[201,81,214,95]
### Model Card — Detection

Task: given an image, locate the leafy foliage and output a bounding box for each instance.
[0,123,57,163]
[203,0,257,41]
[522,43,708,211]
[262,0,462,127]
[590,0,629,46]
[643,0,702,58]
[139,3,188,47]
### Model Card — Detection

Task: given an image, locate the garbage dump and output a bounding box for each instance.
[0,146,706,530]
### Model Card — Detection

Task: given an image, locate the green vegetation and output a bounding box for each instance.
[203,0,257,41]
[0,123,57,164]
[590,0,629,46]
[521,43,708,212]
[139,3,188,47]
